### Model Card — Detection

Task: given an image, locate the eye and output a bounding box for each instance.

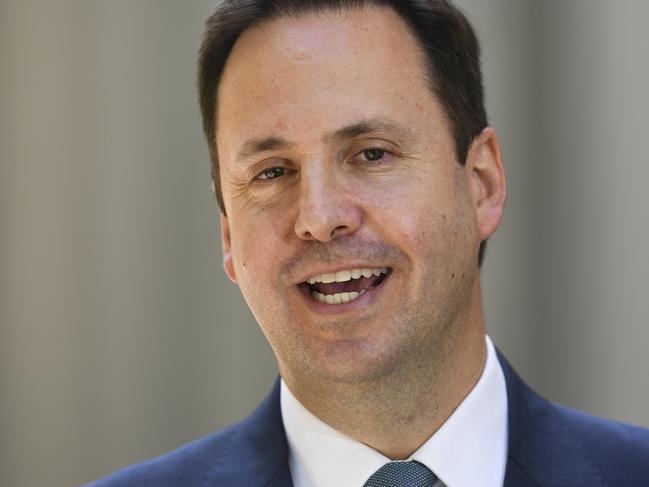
[356,148,389,163]
[256,166,286,181]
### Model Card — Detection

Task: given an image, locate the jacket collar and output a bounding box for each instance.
[226,352,605,487]
[215,378,293,487]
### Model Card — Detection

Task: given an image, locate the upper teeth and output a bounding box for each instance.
[306,267,388,285]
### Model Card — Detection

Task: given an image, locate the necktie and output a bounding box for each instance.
[363,460,438,487]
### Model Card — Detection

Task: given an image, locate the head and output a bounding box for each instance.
[198,1,505,388]
[199,0,490,266]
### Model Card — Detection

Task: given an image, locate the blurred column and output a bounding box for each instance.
[1,1,277,486]
[531,0,649,421]
[2,1,86,485]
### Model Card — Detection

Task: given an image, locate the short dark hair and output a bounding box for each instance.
[198,0,489,266]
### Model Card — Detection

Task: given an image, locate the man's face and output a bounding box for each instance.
[216,7,498,384]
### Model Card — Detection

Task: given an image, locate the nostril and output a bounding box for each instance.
[331,225,349,238]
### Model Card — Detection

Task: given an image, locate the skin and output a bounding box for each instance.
[216,6,506,459]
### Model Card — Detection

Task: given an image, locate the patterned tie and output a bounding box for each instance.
[363,461,438,487]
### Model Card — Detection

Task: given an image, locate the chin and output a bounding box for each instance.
[298,338,405,385]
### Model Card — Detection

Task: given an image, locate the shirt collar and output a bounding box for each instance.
[280,335,508,487]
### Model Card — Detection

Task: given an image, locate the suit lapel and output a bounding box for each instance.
[266,464,294,487]
[207,378,293,487]
[503,457,540,487]
[498,354,543,487]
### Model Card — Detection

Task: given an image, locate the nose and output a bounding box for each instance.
[294,165,362,242]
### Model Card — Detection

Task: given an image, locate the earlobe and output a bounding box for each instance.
[220,213,238,283]
[466,127,507,241]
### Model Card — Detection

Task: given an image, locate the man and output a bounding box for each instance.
[88,1,649,486]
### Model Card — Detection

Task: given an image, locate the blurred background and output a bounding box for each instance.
[1,0,648,485]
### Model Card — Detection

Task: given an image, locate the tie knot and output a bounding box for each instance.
[363,461,438,487]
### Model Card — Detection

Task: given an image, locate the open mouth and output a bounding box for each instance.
[299,267,391,305]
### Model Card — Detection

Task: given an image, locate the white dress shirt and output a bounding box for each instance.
[280,335,508,487]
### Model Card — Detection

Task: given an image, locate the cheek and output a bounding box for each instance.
[229,219,269,285]
[228,206,296,308]
[363,181,456,249]
[232,234,268,283]
[230,230,285,323]
[230,201,289,252]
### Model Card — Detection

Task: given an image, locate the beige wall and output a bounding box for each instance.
[1,1,647,486]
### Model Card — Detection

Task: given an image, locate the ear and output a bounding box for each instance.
[465,127,507,242]
[220,213,238,283]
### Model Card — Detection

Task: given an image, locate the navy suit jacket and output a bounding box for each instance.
[86,353,649,486]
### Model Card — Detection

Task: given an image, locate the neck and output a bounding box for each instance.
[281,281,487,460]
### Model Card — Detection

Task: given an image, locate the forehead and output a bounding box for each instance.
[216,6,443,158]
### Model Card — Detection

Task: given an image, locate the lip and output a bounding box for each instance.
[296,268,393,316]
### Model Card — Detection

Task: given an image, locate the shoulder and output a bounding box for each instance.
[551,402,649,480]
[499,351,649,486]
[82,421,243,487]
[83,379,290,487]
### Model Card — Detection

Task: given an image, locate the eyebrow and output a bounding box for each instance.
[235,136,293,163]
[325,118,416,145]
[234,117,414,163]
